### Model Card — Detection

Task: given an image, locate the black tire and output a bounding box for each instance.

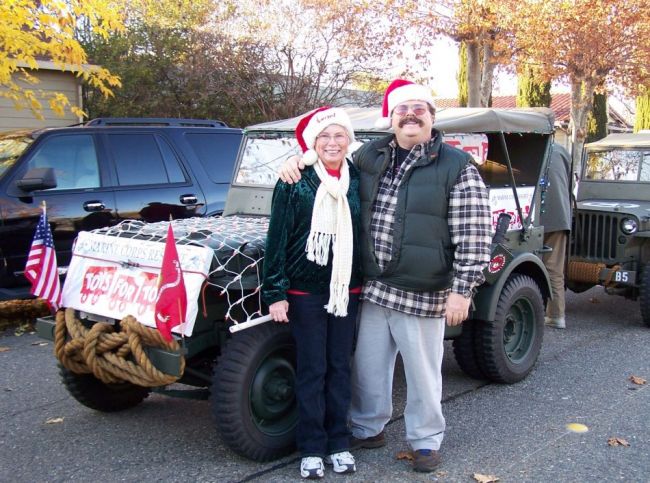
[211,323,297,462]
[640,263,650,328]
[59,365,150,412]
[475,274,544,384]
[452,319,486,380]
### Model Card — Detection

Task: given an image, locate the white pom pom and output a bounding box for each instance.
[374,117,392,129]
[303,149,318,166]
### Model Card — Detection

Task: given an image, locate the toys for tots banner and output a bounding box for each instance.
[62,231,212,337]
[489,187,534,231]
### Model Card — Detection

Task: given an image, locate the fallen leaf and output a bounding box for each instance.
[31,341,48,346]
[607,437,630,447]
[473,473,500,482]
[45,417,64,424]
[0,347,9,352]
[396,451,414,461]
[566,423,589,433]
[588,297,600,303]
[629,375,647,385]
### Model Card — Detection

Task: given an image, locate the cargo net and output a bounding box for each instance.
[93,216,269,324]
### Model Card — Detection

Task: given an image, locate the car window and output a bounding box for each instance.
[185,132,241,183]
[27,134,99,190]
[585,149,650,182]
[106,133,184,186]
[0,132,34,181]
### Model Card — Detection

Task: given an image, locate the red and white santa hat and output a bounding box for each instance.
[295,106,356,166]
[374,79,436,129]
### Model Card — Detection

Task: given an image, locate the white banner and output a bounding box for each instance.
[489,187,535,231]
[62,231,213,337]
[443,133,489,165]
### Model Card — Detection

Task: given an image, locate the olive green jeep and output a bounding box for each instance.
[36,107,556,462]
[567,132,650,327]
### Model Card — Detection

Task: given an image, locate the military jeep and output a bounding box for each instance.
[36,107,555,462]
[567,132,650,327]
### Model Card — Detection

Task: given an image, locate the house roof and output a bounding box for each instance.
[435,93,572,123]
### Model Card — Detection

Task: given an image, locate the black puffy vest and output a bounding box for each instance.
[355,130,469,291]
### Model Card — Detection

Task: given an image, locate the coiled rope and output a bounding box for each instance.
[54,308,185,387]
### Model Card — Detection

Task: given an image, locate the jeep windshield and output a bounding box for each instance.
[584,141,650,182]
[235,131,380,186]
[0,130,35,181]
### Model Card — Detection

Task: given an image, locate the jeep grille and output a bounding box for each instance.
[571,212,622,261]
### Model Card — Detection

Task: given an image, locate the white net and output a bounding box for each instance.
[92,216,269,323]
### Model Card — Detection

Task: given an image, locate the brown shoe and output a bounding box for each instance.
[350,431,386,449]
[412,449,441,472]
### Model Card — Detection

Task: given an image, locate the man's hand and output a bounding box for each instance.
[445,292,471,326]
[269,300,289,323]
[278,155,305,184]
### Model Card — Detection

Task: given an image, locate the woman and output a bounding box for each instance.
[262,106,362,479]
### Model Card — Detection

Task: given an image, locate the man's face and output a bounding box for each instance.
[391,101,435,148]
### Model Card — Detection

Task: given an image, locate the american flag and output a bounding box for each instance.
[24,209,61,310]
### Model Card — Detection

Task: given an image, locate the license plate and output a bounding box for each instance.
[608,270,636,285]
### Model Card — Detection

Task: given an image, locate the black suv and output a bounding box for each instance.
[0,118,243,300]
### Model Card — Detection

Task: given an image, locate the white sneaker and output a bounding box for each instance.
[545,316,566,329]
[325,451,356,474]
[300,456,324,479]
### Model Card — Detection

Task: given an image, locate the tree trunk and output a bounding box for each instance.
[569,77,595,175]
[479,41,494,108]
[466,41,481,107]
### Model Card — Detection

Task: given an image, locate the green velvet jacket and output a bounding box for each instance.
[262,161,362,306]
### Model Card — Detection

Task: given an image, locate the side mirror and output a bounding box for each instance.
[16,167,57,192]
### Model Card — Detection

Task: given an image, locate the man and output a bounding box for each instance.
[540,143,572,329]
[280,79,492,472]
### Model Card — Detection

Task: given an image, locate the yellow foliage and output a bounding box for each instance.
[0,0,126,120]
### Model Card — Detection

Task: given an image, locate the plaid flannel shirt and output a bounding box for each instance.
[362,135,492,317]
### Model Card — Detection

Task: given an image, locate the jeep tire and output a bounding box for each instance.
[475,274,544,383]
[59,365,150,412]
[211,323,297,462]
[640,263,650,328]
[452,319,486,380]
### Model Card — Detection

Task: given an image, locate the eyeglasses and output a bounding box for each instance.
[393,103,429,116]
[316,133,349,143]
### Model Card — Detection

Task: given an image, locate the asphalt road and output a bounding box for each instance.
[1,286,649,483]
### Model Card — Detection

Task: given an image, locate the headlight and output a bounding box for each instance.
[620,217,638,235]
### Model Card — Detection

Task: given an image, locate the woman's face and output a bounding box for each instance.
[314,124,350,168]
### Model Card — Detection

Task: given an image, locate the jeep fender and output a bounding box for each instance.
[472,252,552,322]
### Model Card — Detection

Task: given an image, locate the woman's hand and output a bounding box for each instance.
[269,300,290,323]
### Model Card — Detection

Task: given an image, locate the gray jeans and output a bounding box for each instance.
[349,301,446,450]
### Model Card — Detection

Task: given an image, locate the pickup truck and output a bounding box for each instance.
[0,118,243,300]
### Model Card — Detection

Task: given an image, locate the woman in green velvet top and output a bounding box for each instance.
[262,106,362,479]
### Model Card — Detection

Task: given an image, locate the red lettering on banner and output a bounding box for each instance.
[491,205,531,229]
[81,266,116,304]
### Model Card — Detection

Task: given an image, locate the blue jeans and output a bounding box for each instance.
[288,292,359,457]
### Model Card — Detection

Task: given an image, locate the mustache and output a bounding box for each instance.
[398,115,424,128]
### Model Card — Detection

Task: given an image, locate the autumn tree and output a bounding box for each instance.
[0,0,124,119]
[83,0,394,125]
[509,0,650,168]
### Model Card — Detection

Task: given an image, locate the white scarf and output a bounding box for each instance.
[306,159,353,317]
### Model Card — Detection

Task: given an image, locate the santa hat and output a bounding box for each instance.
[374,79,436,129]
[295,106,356,166]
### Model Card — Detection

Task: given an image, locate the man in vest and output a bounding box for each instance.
[280,79,492,472]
